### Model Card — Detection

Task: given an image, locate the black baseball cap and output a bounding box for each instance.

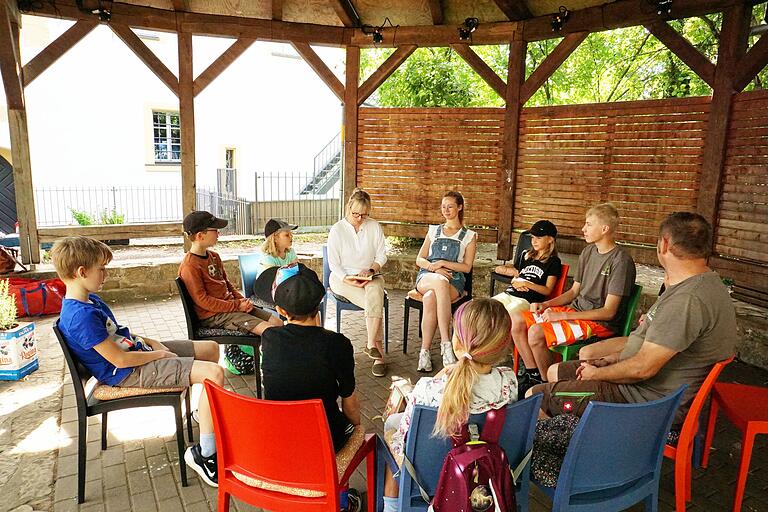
[183,211,228,235]
[264,218,298,239]
[253,263,325,316]
[530,220,557,238]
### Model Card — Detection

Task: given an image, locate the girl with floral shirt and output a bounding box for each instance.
[381,298,517,512]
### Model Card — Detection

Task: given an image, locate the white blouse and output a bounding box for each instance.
[327,217,388,278]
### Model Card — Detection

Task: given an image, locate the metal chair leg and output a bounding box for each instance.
[185,391,194,442]
[384,296,389,354]
[174,401,188,486]
[402,301,410,354]
[77,413,87,504]
[101,412,108,450]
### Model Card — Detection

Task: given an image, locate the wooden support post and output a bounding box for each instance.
[646,22,716,88]
[178,31,196,250]
[697,4,751,235]
[427,0,444,25]
[0,5,40,264]
[342,46,359,205]
[450,44,507,99]
[498,36,526,261]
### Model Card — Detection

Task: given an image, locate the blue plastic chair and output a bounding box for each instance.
[377,393,543,512]
[321,245,390,353]
[533,386,686,512]
[237,253,278,315]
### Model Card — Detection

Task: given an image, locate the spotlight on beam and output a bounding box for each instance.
[458,17,479,41]
[551,6,570,32]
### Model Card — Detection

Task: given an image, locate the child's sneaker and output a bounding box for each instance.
[343,488,362,512]
[184,444,218,487]
[417,349,432,372]
[441,341,457,367]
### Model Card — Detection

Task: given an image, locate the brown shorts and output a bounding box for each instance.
[117,340,196,388]
[199,310,272,334]
[531,360,627,417]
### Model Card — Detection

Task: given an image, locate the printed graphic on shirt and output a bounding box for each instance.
[207,263,220,278]
[600,263,612,276]
[106,317,150,352]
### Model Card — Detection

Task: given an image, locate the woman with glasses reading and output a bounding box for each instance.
[412,190,477,372]
[327,188,389,377]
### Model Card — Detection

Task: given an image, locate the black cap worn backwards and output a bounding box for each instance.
[253,263,325,316]
[183,211,228,235]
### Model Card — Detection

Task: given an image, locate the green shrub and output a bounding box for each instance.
[0,279,17,331]
[71,209,96,226]
[101,209,125,225]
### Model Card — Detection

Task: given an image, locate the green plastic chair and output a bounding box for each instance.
[551,283,643,361]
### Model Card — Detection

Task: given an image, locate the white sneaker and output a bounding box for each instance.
[441,341,457,367]
[417,349,432,372]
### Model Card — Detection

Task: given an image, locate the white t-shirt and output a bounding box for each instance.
[426,224,477,263]
[327,217,388,278]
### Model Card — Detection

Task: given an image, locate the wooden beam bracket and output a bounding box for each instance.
[358,44,417,104]
[193,38,254,97]
[646,21,716,88]
[451,44,507,99]
[521,32,588,104]
[734,32,768,91]
[292,42,345,101]
[110,23,179,96]
[23,20,98,87]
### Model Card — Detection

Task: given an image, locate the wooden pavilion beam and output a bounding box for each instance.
[427,0,444,25]
[521,32,588,104]
[22,0,737,47]
[342,46,359,203]
[697,3,752,234]
[23,20,98,87]
[272,0,284,21]
[193,38,254,97]
[331,0,360,28]
[734,32,768,91]
[451,44,507,98]
[171,0,190,12]
[646,22,716,88]
[110,23,179,96]
[0,3,40,264]
[498,36,527,261]
[358,45,416,104]
[178,31,196,250]
[292,42,345,101]
[493,0,532,21]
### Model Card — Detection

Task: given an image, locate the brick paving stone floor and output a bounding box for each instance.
[1,291,767,511]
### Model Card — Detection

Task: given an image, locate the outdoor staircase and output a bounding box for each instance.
[300,132,341,195]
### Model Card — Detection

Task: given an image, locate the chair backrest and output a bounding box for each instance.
[513,231,533,269]
[675,357,733,450]
[554,386,685,505]
[204,380,339,505]
[621,283,644,336]
[545,263,570,301]
[463,268,473,297]
[322,245,331,290]
[53,320,92,411]
[175,277,199,339]
[399,394,542,511]
[238,253,263,297]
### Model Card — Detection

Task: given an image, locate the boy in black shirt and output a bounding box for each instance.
[253,263,361,452]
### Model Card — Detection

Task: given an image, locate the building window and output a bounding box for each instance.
[153,111,181,162]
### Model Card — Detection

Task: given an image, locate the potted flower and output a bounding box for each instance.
[0,279,38,380]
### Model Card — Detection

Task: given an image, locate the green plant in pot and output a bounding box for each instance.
[0,279,38,380]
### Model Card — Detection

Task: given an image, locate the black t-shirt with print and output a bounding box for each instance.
[505,252,563,303]
[260,323,356,452]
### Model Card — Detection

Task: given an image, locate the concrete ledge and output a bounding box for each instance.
[12,251,768,371]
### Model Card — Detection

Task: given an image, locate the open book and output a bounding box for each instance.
[345,273,383,282]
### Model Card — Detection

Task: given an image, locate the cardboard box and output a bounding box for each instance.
[0,322,38,380]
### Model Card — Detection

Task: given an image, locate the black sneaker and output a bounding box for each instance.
[344,488,362,512]
[184,444,218,487]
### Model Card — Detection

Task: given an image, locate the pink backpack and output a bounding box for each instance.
[415,407,529,512]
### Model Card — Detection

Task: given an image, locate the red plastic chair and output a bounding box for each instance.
[702,382,768,512]
[512,263,569,374]
[663,357,733,512]
[205,381,376,512]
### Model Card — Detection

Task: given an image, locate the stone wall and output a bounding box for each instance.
[15,251,768,371]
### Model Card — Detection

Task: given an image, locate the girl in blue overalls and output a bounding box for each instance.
[414,191,477,372]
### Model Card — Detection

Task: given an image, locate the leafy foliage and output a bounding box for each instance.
[361,9,767,108]
[0,279,17,330]
[71,209,96,226]
[101,209,125,225]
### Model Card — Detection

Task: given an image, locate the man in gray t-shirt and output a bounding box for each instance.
[529,212,737,425]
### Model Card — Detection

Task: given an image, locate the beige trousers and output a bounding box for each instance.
[329,274,385,318]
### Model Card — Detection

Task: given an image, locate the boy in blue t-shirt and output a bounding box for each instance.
[52,236,224,487]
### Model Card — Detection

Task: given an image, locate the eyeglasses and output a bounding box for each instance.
[202,228,219,233]
[350,212,369,219]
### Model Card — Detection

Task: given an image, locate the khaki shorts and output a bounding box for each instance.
[532,360,627,417]
[117,340,196,388]
[200,309,272,334]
